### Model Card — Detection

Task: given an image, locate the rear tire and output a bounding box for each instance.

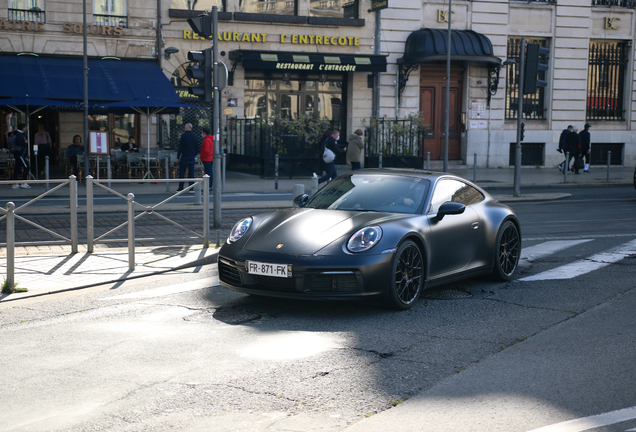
[386,240,424,310]
[491,220,520,281]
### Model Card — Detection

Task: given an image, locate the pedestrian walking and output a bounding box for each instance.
[557,125,572,173]
[200,127,214,191]
[11,123,30,189]
[346,129,364,171]
[318,130,346,184]
[580,123,592,173]
[566,125,582,175]
[176,123,199,192]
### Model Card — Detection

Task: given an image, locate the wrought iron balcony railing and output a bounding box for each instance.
[93,14,128,27]
[8,8,45,22]
[592,0,636,7]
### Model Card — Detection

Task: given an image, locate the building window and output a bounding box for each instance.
[238,0,297,15]
[505,37,549,120]
[587,41,628,121]
[94,0,128,27]
[170,0,225,11]
[8,0,45,22]
[592,0,636,7]
[309,0,343,18]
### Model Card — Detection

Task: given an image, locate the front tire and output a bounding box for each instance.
[386,240,424,310]
[492,220,521,281]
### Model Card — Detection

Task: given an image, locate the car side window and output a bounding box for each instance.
[428,179,484,214]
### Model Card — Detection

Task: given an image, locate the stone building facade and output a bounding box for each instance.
[380,0,636,168]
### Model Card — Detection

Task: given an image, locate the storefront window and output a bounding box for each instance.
[94,0,127,27]
[88,114,137,150]
[244,77,342,122]
[238,0,296,15]
[170,0,224,10]
[9,0,45,21]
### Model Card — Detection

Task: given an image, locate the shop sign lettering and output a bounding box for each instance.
[184,30,359,46]
[604,17,620,30]
[63,23,123,36]
[275,63,357,72]
[0,20,44,31]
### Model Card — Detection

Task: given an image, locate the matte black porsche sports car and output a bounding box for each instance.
[218,169,521,310]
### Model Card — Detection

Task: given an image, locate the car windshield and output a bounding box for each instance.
[306,174,430,214]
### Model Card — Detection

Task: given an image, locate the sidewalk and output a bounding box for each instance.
[1,165,633,303]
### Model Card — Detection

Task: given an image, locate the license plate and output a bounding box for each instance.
[246,261,292,278]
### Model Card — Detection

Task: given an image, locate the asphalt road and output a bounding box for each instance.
[1,185,635,432]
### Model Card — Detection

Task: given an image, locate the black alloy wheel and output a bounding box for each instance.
[387,240,424,310]
[492,220,521,281]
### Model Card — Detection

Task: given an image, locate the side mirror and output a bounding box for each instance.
[293,194,309,208]
[436,201,465,220]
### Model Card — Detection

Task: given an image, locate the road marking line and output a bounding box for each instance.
[527,405,636,432]
[521,240,593,262]
[519,239,636,282]
[101,277,218,300]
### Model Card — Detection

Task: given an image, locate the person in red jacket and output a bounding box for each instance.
[200,128,214,190]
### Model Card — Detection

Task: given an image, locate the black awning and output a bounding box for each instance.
[0,55,180,104]
[230,49,388,73]
[398,29,501,65]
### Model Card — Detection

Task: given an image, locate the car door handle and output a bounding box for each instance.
[471,222,479,230]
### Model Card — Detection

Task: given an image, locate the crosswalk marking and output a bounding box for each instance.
[519,239,636,282]
[521,239,593,262]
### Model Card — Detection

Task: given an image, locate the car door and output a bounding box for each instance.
[426,179,483,278]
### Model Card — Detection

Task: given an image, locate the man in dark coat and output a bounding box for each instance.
[177,123,199,192]
[318,130,346,184]
[566,125,581,174]
[579,123,591,173]
[557,125,572,172]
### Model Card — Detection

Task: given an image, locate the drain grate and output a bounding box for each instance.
[184,309,261,325]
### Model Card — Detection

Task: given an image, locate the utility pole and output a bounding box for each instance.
[82,0,89,178]
[212,6,222,228]
[444,0,452,173]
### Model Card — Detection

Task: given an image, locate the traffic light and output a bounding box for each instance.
[523,43,550,94]
[520,122,525,142]
[187,13,212,38]
[186,49,212,102]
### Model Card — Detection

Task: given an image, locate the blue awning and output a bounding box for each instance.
[0,55,180,104]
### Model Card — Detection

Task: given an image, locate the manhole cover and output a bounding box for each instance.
[423,288,472,300]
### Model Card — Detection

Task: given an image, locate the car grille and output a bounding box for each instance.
[218,259,241,286]
[309,274,360,293]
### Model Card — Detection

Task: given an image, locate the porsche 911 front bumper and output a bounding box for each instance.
[218,248,394,301]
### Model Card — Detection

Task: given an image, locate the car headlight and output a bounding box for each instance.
[227,217,252,243]
[347,226,382,253]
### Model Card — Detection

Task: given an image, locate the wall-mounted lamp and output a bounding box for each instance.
[282,72,291,84]
[319,73,328,83]
[164,46,179,60]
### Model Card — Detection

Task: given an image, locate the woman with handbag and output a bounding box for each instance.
[318,130,346,184]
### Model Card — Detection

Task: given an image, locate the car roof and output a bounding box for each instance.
[350,168,453,181]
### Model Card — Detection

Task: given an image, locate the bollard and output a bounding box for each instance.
[607,151,611,182]
[564,152,569,182]
[292,184,305,207]
[106,156,112,189]
[96,156,100,180]
[45,156,50,191]
[275,153,279,190]
[127,193,135,271]
[194,180,202,205]
[165,156,170,193]
[222,153,226,192]
[310,175,318,196]
[473,153,477,183]
[5,202,15,293]
[86,176,94,253]
[203,175,209,247]
[427,152,430,170]
[379,151,383,168]
[69,175,78,254]
[216,229,220,248]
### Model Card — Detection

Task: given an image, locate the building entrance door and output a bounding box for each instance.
[419,64,464,160]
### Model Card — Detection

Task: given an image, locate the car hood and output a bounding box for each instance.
[243,208,407,255]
